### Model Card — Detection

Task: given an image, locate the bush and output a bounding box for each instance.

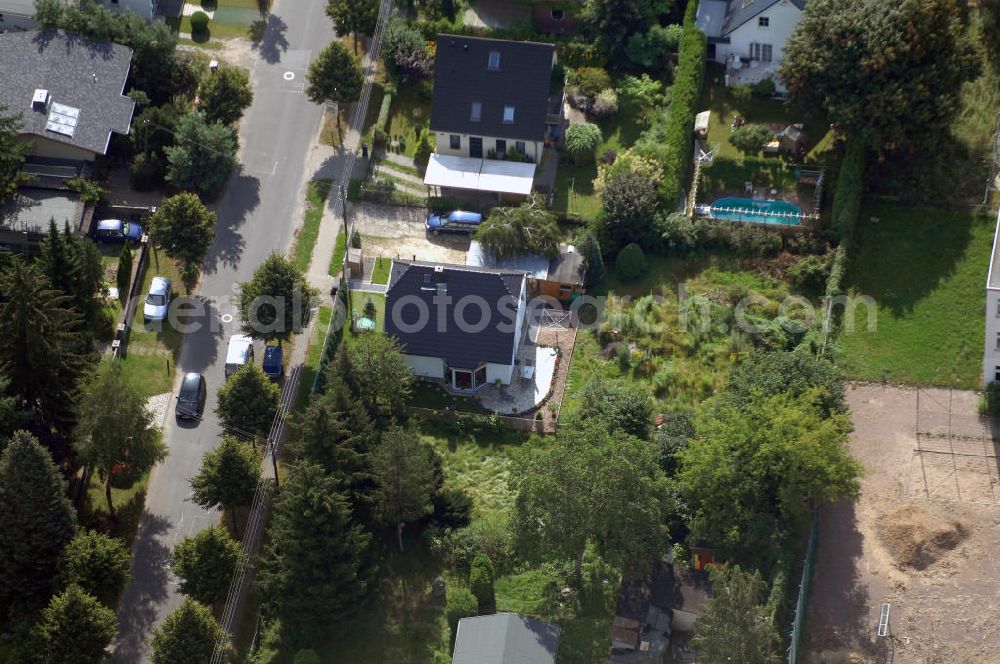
[616,74,665,114]
[189,10,210,33]
[469,554,496,614]
[564,122,602,165]
[729,124,773,156]
[730,84,753,106]
[446,586,478,644]
[431,488,473,529]
[375,92,393,142]
[615,243,647,281]
[832,142,866,243]
[982,382,1000,417]
[753,78,776,97]
[788,253,832,294]
[414,128,434,169]
[568,67,612,100]
[591,88,619,118]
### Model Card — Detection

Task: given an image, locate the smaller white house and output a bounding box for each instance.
[696,0,807,92]
[383,260,530,391]
[983,206,1000,385]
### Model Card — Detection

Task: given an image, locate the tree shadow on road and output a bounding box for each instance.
[205,166,259,273]
[254,13,289,65]
[108,513,171,664]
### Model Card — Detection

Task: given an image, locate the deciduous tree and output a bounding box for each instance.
[238,252,317,342]
[600,170,660,250]
[0,431,77,610]
[215,363,281,438]
[257,462,373,644]
[475,198,561,260]
[148,192,217,281]
[31,585,117,664]
[728,124,773,156]
[199,66,254,125]
[306,40,364,108]
[76,361,167,516]
[511,421,673,578]
[325,0,378,53]
[164,111,238,196]
[171,526,241,605]
[579,379,652,439]
[691,565,781,664]
[583,0,672,65]
[781,0,979,150]
[373,425,436,551]
[56,530,131,608]
[150,598,228,664]
[380,17,433,82]
[189,437,261,535]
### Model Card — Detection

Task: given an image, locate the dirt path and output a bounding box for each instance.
[804,384,1000,664]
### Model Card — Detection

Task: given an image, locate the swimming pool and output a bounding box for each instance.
[704,197,803,226]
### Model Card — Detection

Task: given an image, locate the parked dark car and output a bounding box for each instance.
[94,219,143,243]
[425,210,482,236]
[262,344,283,380]
[175,372,206,420]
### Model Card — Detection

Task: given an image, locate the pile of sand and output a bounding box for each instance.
[876,503,969,570]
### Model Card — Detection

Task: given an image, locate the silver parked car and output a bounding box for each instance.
[143,276,172,322]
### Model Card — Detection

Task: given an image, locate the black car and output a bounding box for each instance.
[175,372,206,420]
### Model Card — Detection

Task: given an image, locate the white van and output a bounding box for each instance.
[225,335,254,378]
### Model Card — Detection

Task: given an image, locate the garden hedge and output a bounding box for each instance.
[830,141,865,244]
[659,3,707,209]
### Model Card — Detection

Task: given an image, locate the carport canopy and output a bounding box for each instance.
[424,154,536,196]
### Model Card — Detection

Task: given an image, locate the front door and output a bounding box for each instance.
[495,139,506,157]
[469,137,483,158]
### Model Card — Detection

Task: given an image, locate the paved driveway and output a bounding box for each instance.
[109,0,334,660]
[352,202,470,265]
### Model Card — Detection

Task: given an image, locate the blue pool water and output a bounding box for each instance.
[705,197,803,226]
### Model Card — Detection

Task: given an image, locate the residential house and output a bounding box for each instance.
[425,34,559,205]
[0,0,37,30]
[0,31,135,164]
[466,240,586,301]
[452,613,560,664]
[983,206,1000,385]
[383,260,531,390]
[0,188,87,253]
[695,0,807,91]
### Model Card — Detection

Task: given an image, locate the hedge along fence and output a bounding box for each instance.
[830,141,865,243]
[372,87,393,144]
[660,2,707,209]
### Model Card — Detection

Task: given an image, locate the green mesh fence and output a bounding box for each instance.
[788,511,819,664]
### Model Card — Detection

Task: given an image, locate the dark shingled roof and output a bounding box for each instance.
[548,244,585,286]
[723,0,807,34]
[430,34,554,142]
[384,260,526,369]
[0,31,135,156]
[453,613,560,664]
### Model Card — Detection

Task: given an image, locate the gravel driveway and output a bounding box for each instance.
[349,202,471,264]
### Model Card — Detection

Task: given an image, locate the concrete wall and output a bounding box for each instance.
[405,354,446,380]
[25,136,99,162]
[434,132,543,162]
[725,0,801,66]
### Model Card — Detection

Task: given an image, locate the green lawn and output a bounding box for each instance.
[328,227,347,277]
[292,179,332,273]
[165,0,265,41]
[125,247,184,397]
[387,79,434,158]
[834,205,991,387]
[79,470,150,548]
[370,256,391,285]
[407,381,487,414]
[295,305,333,410]
[552,112,645,221]
[350,291,385,333]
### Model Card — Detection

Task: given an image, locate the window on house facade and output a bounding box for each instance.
[995,300,1000,316]
[759,16,769,27]
[470,102,482,122]
[503,105,515,124]
[995,331,1000,349]
[762,43,773,62]
[515,140,526,154]
[551,8,564,20]
[994,365,1000,382]
[495,139,507,156]
[450,134,461,150]
[488,51,501,70]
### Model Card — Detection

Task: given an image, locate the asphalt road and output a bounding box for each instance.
[110,3,333,660]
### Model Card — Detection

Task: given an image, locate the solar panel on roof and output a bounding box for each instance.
[45,102,80,138]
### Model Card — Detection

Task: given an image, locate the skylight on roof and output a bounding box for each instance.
[488,51,500,70]
[45,102,80,138]
[471,102,482,122]
[502,105,515,124]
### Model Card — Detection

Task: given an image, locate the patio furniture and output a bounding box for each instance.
[744,181,753,193]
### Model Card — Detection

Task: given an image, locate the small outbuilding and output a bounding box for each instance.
[453,613,560,664]
[694,110,711,140]
[466,241,586,301]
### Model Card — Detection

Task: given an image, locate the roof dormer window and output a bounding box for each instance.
[471,102,482,122]
[488,51,500,70]
[502,105,515,124]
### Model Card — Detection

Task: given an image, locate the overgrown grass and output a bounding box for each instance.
[295,306,333,410]
[407,381,487,414]
[125,247,184,397]
[834,204,991,387]
[387,79,434,158]
[328,228,347,277]
[292,179,332,272]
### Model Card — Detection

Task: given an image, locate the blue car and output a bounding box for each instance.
[425,210,482,236]
[262,344,283,380]
[94,219,143,243]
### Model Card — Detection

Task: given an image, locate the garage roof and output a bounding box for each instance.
[424,154,536,195]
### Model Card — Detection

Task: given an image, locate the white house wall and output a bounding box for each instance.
[434,133,543,162]
[984,289,1000,385]
[486,362,514,385]
[405,354,446,379]
[24,136,99,162]
[726,0,802,68]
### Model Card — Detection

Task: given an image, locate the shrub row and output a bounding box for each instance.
[830,141,865,243]
[658,4,707,208]
[372,91,393,144]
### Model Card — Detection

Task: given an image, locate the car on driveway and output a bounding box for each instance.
[94,219,143,243]
[262,344,283,380]
[425,210,482,236]
[143,276,172,322]
[175,372,206,420]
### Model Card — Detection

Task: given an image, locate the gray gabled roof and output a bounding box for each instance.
[452,614,560,664]
[0,0,36,16]
[0,30,135,156]
[384,260,526,369]
[431,34,554,142]
[722,0,806,35]
[0,187,83,235]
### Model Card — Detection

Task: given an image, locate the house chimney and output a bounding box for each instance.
[92,73,97,83]
[31,89,49,111]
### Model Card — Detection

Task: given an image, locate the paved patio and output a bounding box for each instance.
[476,345,557,414]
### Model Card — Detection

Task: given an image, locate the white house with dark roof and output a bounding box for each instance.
[696,0,807,91]
[384,260,530,390]
[0,30,135,162]
[424,34,557,203]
